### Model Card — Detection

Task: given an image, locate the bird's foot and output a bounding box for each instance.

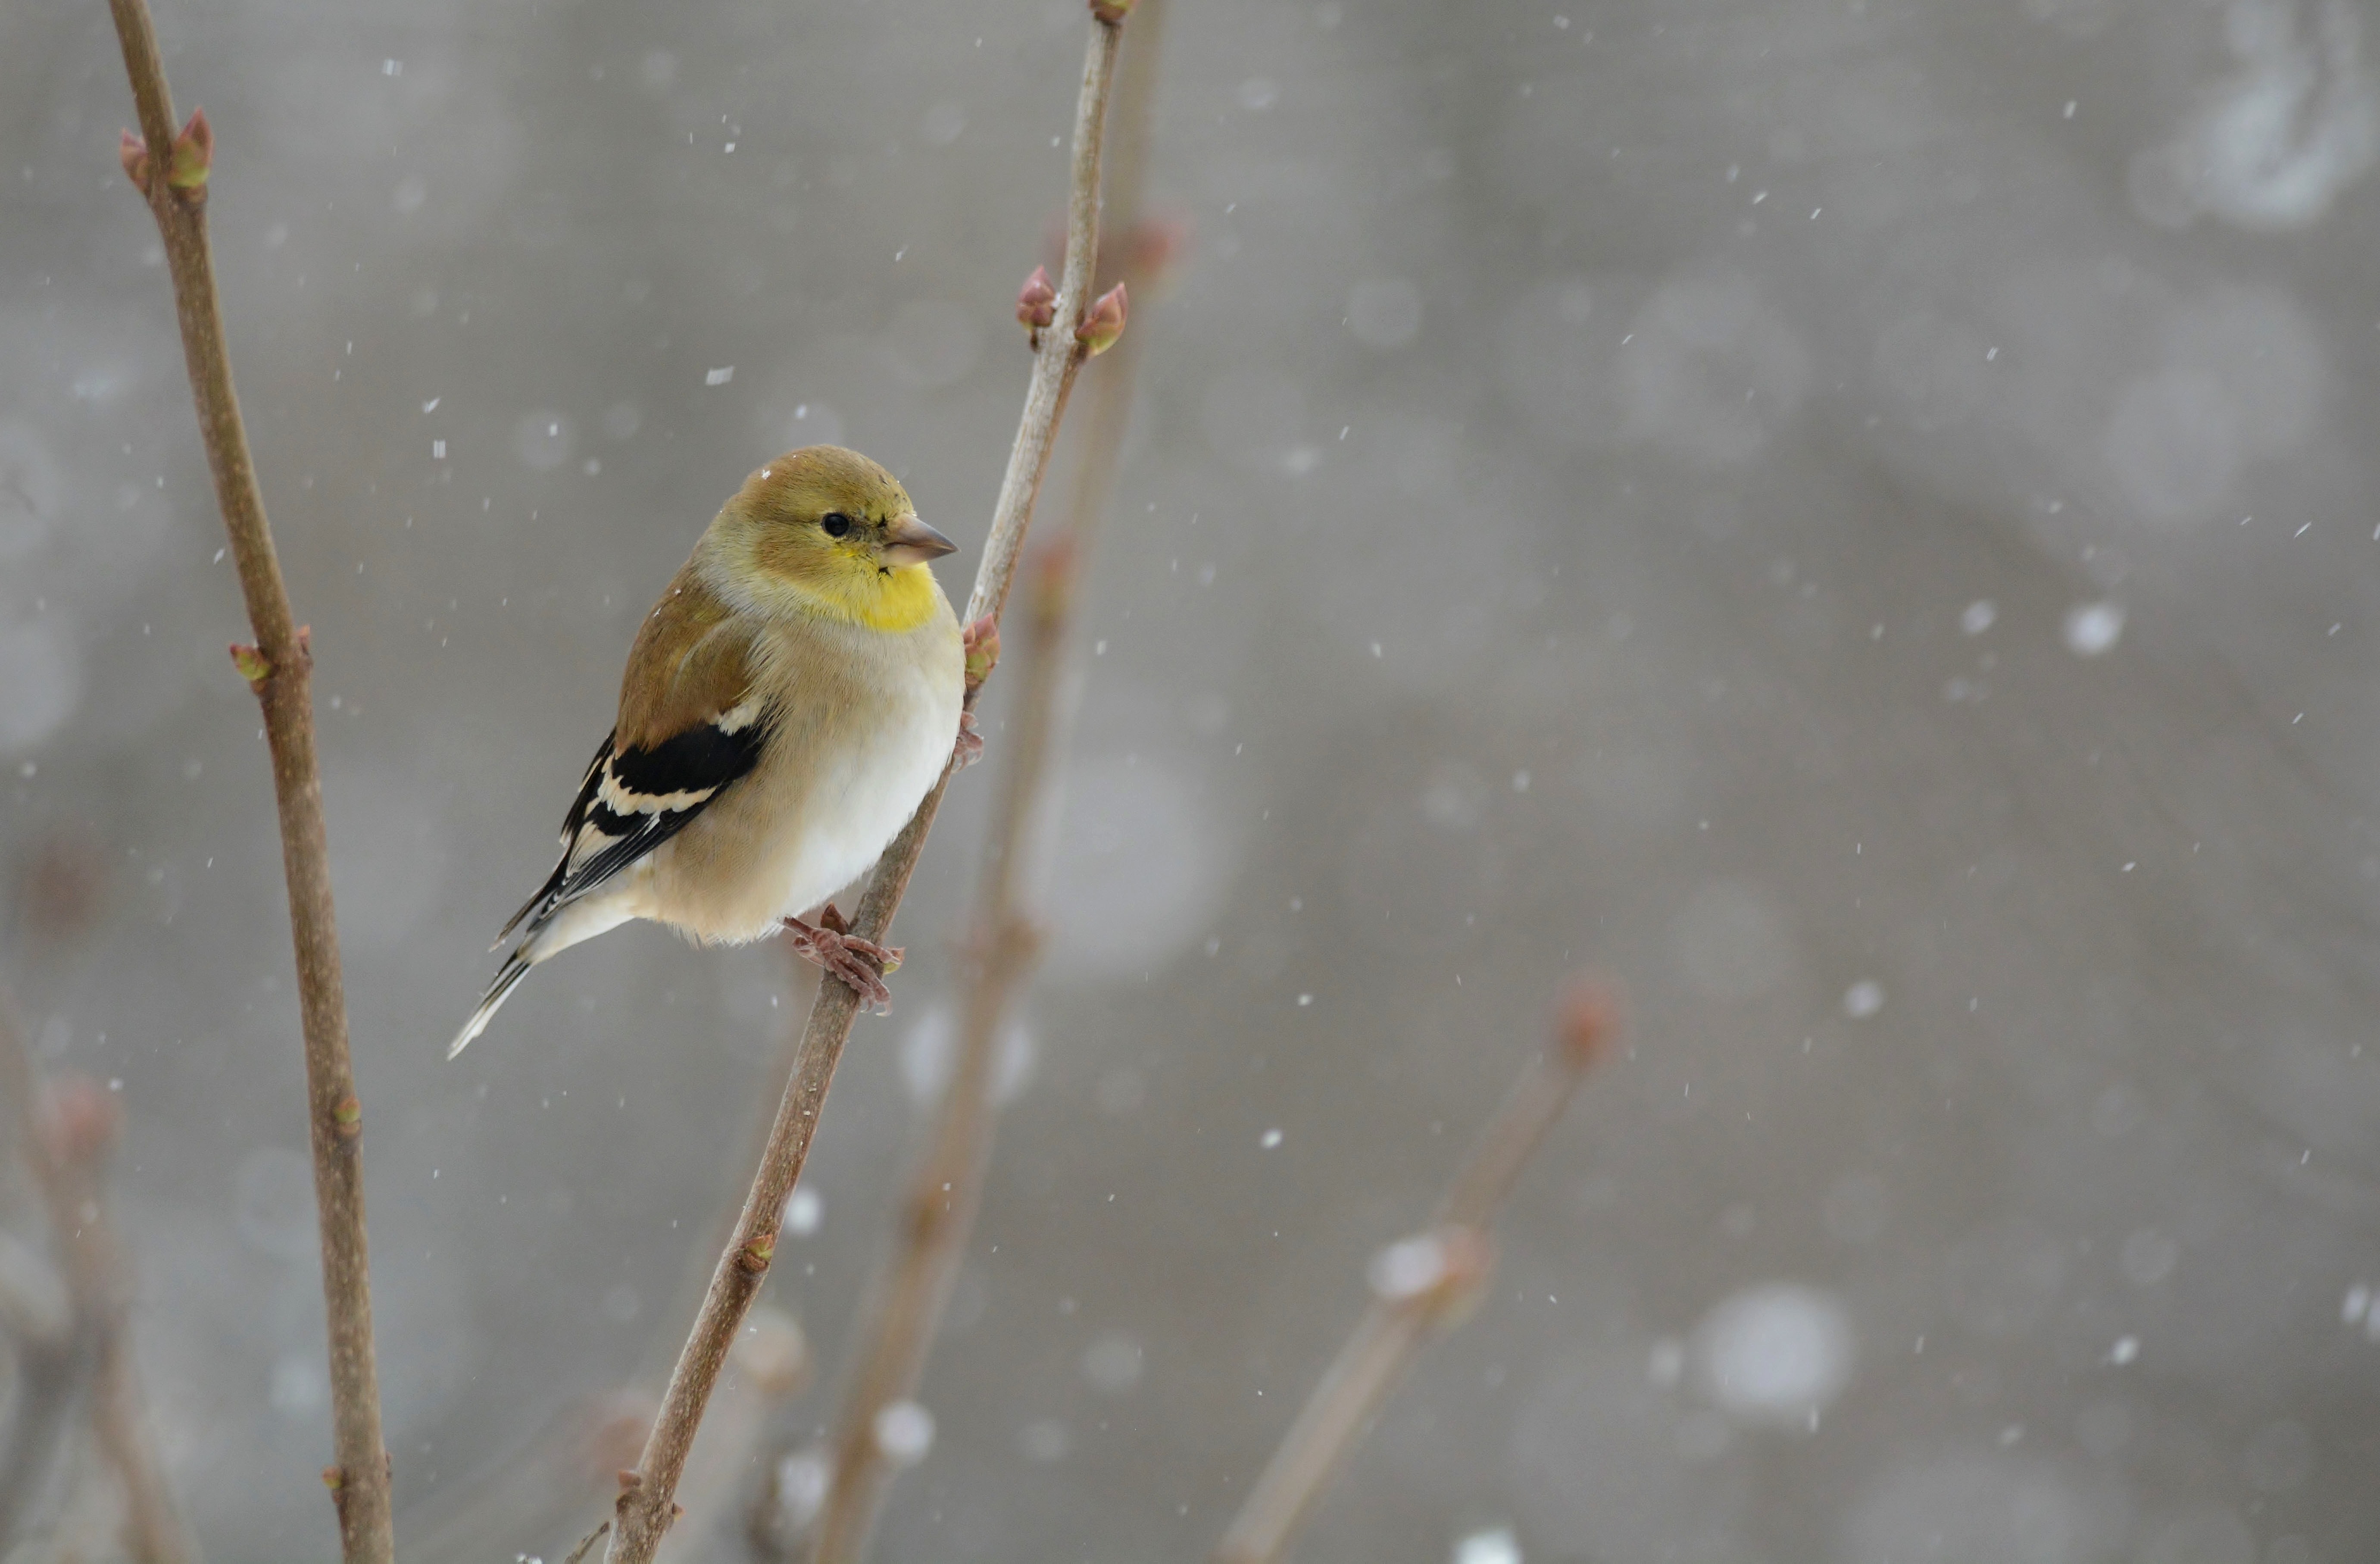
[783,904,900,1013]
[953,710,984,770]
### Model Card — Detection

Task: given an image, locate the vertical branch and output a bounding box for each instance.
[0,993,199,1564]
[1211,986,1619,1564]
[100,3,391,1560]
[795,9,1172,1555]
[601,9,1133,1562]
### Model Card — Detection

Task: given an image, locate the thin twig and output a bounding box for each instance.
[563,1520,609,1564]
[0,992,198,1564]
[0,995,93,1549]
[796,10,1171,1556]
[100,4,390,1558]
[1211,986,1619,1564]
[601,9,1132,1561]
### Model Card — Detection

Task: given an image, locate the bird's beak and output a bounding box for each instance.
[881,513,958,567]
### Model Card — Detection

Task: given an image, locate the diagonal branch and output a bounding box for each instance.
[601,8,1134,1561]
[100,3,390,1559]
[1211,985,1620,1564]
[793,11,1173,1558]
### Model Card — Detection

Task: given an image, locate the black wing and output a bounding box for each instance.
[495,703,770,947]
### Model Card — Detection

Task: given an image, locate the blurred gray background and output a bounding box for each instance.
[7,0,2380,1557]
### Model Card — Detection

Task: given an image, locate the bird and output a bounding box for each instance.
[448,444,979,1058]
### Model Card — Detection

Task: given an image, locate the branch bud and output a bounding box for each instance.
[118,130,150,191]
[166,108,212,203]
[230,642,272,688]
[38,1076,122,1171]
[333,1094,363,1139]
[1123,217,1190,290]
[1029,534,1078,628]
[1074,282,1128,356]
[1015,265,1058,341]
[736,1234,775,1275]
[1090,0,1136,21]
[1366,1225,1495,1327]
[1555,977,1621,1073]
[962,614,1001,691]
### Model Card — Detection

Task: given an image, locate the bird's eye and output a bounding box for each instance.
[821,512,853,538]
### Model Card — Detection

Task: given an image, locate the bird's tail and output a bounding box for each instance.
[448,951,534,1059]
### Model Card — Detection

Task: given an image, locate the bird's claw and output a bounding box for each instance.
[953,710,984,769]
[784,905,900,1014]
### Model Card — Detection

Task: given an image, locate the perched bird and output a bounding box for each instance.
[449,445,976,1058]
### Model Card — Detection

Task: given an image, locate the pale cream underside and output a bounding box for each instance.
[525,600,960,960]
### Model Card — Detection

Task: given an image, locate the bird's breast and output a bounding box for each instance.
[644,613,961,943]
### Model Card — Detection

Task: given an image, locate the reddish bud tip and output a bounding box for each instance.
[1015,265,1058,333]
[1124,217,1191,286]
[322,1466,345,1491]
[1555,977,1622,1072]
[962,614,1001,691]
[166,108,212,199]
[118,130,150,191]
[38,1076,122,1170]
[737,1235,775,1274]
[1029,534,1079,625]
[333,1094,363,1138]
[229,642,271,688]
[1075,281,1128,356]
[617,1468,643,1490]
[1090,0,1137,21]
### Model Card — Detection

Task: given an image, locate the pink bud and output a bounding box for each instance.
[1015,266,1057,334]
[39,1076,122,1170]
[118,129,150,191]
[166,107,212,200]
[1090,0,1136,20]
[1555,977,1621,1072]
[1074,282,1128,356]
[229,642,272,688]
[962,615,1002,691]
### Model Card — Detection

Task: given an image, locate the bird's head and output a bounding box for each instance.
[708,445,956,629]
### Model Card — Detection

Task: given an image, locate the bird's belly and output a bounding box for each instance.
[644,656,957,942]
[769,687,956,917]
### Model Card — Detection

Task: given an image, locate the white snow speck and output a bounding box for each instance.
[421,397,440,413]
[872,1400,935,1464]
[1453,1527,1522,1564]
[2109,1335,2140,1365]
[2064,601,2126,657]
[782,1186,822,1236]
[1960,599,1997,635]
[1260,1127,1283,1148]
[1692,1282,1856,1426]
[1368,1232,1453,1302]
[772,1448,831,1528]
[1843,980,1885,1019]
[705,366,735,386]
[2342,1281,2371,1324]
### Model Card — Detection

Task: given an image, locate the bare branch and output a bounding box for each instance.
[796,11,1172,1556]
[100,2,390,1558]
[0,992,199,1564]
[601,10,1131,1561]
[1211,984,1621,1564]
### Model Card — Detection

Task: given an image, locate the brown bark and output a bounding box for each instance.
[100,3,391,1558]
[601,11,1132,1562]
